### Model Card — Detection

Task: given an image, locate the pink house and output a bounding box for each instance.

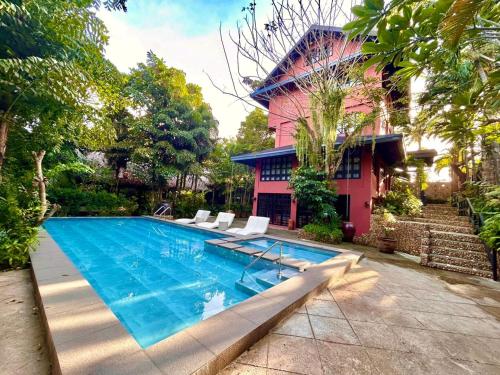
[232,26,405,236]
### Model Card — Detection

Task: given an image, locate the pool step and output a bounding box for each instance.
[235,268,300,296]
[235,277,267,296]
[254,269,300,288]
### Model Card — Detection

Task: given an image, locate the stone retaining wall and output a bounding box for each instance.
[354,214,427,256]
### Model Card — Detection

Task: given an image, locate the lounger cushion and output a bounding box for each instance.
[175,218,195,224]
[225,216,269,235]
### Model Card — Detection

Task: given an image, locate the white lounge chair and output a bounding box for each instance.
[226,216,270,236]
[196,212,235,230]
[175,210,211,224]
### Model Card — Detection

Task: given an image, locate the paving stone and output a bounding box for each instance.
[350,321,409,352]
[235,336,268,367]
[317,341,378,375]
[309,315,360,345]
[306,299,344,318]
[267,334,322,375]
[410,310,500,338]
[272,313,314,338]
[219,363,267,375]
[366,347,498,375]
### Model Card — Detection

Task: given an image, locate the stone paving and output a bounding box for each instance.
[0,269,50,375]
[220,257,500,375]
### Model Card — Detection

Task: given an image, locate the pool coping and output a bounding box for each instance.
[32,216,363,375]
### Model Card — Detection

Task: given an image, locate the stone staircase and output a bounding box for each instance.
[414,204,493,278]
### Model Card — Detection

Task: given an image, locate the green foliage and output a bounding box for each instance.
[48,188,138,216]
[169,190,206,219]
[205,109,271,211]
[479,213,500,251]
[289,166,339,225]
[345,0,499,147]
[126,52,217,191]
[0,181,40,269]
[295,84,380,177]
[46,162,95,188]
[383,189,422,216]
[235,108,274,153]
[302,223,343,244]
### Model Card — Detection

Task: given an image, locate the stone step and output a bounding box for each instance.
[422,206,458,214]
[430,230,483,244]
[430,246,490,262]
[422,208,459,216]
[403,216,473,227]
[430,238,485,252]
[426,223,475,234]
[428,253,492,271]
[420,213,470,222]
[426,261,493,278]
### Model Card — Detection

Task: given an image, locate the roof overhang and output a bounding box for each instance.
[407,149,438,166]
[231,134,405,167]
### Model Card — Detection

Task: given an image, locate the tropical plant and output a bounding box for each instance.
[289,166,340,225]
[48,188,138,216]
[302,223,343,244]
[479,213,500,251]
[0,180,40,268]
[345,0,499,187]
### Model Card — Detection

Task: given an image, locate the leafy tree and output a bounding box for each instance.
[205,109,271,211]
[126,52,217,201]
[234,108,274,153]
[345,0,499,186]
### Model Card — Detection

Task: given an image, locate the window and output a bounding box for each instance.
[306,45,332,65]
[260,156,292,181]
[334,150,361,179]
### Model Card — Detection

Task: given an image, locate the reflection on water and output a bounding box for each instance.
[202,290,227,320]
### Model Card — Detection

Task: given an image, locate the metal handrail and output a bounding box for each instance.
[453,195,498,281]
[240,241,283,282]
[154,205,172,216]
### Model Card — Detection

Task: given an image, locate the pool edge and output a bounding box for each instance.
[32,220,362,375]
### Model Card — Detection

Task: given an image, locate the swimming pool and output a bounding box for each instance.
[237,238,339,263]
[43,217,290,348]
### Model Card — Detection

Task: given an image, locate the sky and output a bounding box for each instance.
[99,0,252,139]
[99,0,450,181]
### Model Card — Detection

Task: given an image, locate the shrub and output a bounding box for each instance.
[301,223,343,244]
[479,213,500,251]
[169,190,206,218]
[0,182,41,269]
[48,188,138,216]
[290,166,339,225]
[383,189,422,216]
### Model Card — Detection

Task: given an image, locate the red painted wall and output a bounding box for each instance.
[252,149,376,235]
[251,36,395,235]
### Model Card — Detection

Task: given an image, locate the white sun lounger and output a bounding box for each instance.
[226,216,270,236]
[175,210,211,224]
[196,212,235,230]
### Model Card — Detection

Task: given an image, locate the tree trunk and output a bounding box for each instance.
[33,151,47,221]
[0,118,9,181]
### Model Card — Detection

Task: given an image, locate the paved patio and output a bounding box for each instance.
[220,254,500,375]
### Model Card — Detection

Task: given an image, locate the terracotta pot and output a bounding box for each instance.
[341,221,356,242]
[378,237,397,254]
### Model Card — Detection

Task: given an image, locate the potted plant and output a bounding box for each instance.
[377,209,397,254]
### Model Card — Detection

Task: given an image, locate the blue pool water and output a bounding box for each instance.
[43,217,287,348]
[237,238,338,263]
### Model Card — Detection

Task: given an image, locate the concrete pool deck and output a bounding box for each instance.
[30,218,362,375]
